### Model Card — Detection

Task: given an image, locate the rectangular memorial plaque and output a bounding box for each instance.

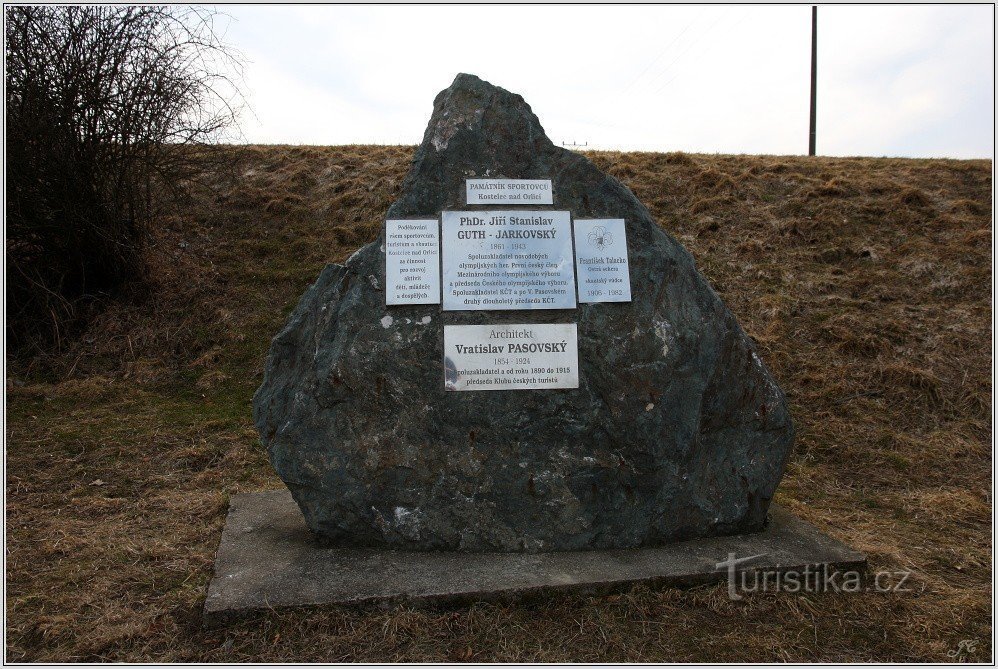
[444,323,579,391]
[385,219,441,305]
[441,210,576,311]
[573,219,632,303]
[466,179,553,205]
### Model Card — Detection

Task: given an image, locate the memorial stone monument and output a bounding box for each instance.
[253,73,795,552]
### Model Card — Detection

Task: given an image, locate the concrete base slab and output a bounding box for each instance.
[203,490,866,625]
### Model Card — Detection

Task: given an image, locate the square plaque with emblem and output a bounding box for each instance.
[573,218,632,303]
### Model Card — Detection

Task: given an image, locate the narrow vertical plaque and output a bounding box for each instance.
[573,219,632,303]
[444,323,579,391]
[385,219,440,305]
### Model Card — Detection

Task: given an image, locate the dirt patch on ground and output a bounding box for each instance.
[6,146,992,662]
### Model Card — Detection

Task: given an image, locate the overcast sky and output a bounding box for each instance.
[220,5,994,158]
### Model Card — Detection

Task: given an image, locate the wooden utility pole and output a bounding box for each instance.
[809,6,817,156]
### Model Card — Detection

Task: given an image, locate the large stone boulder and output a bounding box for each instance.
[253,73,794,552]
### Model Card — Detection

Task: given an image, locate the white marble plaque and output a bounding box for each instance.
[466,179,553,205]
[443,323,579,391]
[441,210,576,311]
[573,219,632,303]
[385,219,440,305]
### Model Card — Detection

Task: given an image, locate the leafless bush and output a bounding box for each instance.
[5,5,245,355]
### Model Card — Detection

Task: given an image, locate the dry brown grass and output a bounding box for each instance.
[6,146,992,662]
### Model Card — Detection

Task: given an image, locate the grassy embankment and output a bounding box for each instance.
[6,146,992,661]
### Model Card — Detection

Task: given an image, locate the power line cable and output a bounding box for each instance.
[647,7,730,93]
[619,10,701,98]
[654,9,750,96]
[651,8,734,95]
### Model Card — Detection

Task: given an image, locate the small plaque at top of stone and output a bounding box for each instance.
[466,179,553,205]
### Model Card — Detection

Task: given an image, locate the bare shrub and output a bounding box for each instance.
[5,5,244,355]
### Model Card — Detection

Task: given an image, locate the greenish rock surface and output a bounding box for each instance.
[253,73,794,552]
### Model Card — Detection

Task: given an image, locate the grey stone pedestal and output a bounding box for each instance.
[203,490,865,625]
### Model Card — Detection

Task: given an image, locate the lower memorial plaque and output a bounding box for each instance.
[443,323,579,391]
